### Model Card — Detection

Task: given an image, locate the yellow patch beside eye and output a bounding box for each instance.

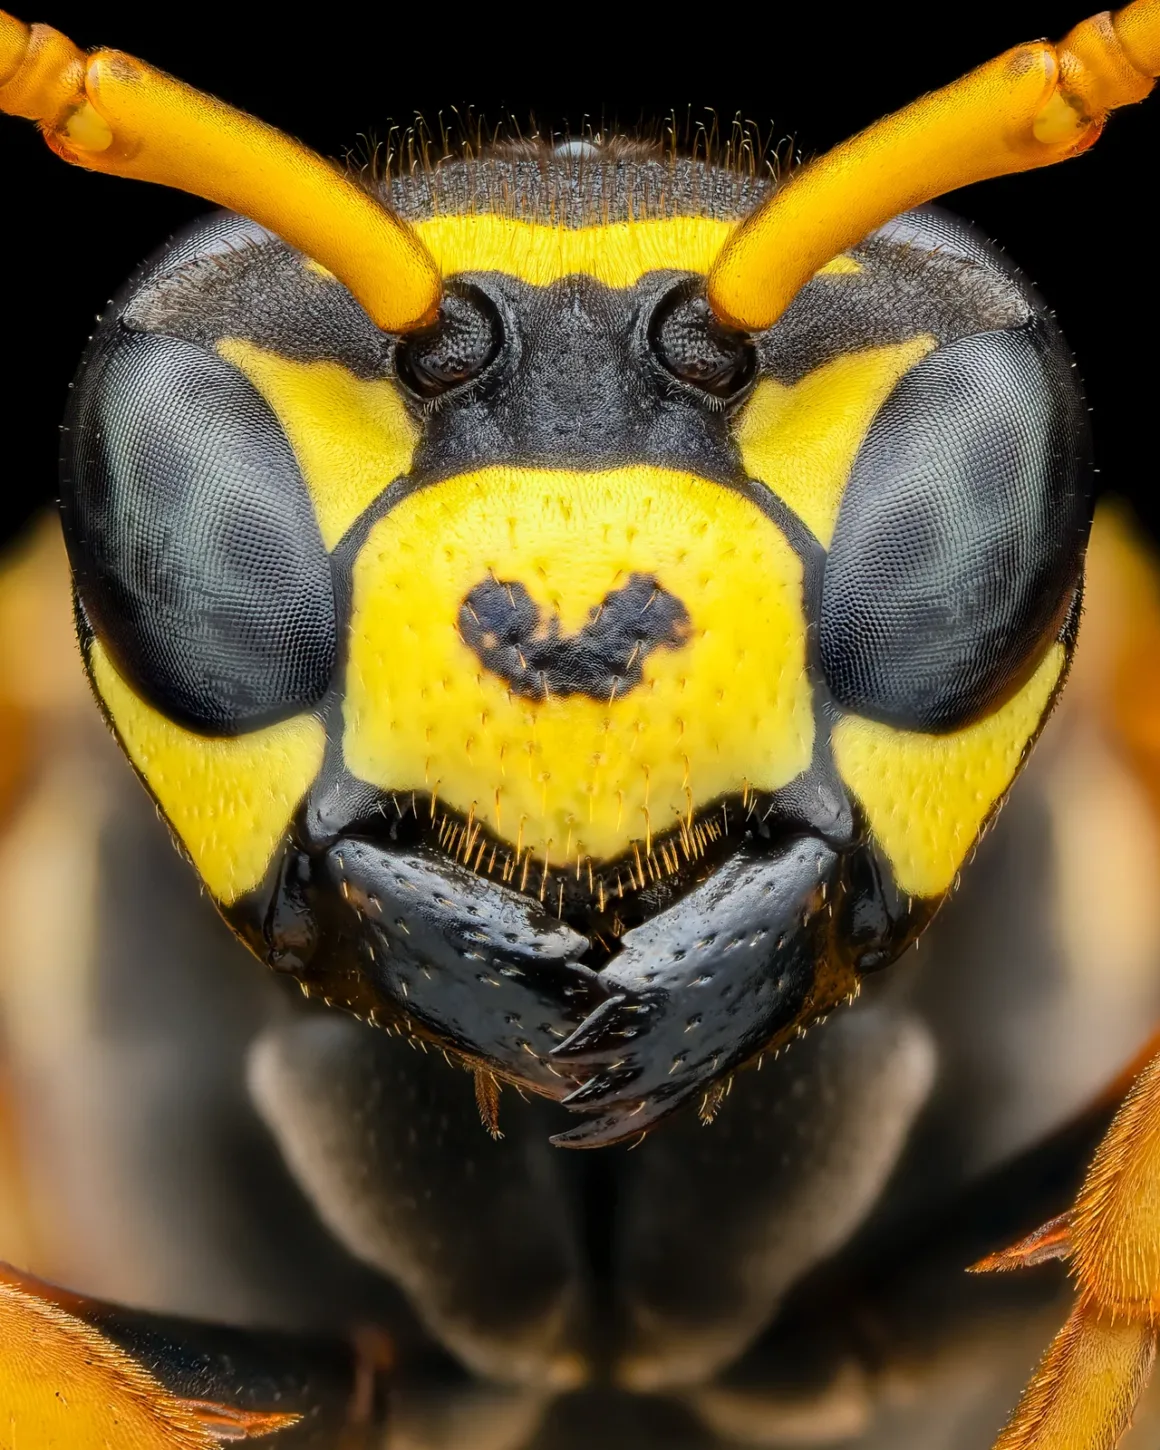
[736,336,935,547]
[832,644,1066,898]
[410,213,860,288]
[218,340,418,550]
[343,465,814,868]
[89,643,325,905]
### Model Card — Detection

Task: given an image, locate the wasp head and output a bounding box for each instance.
[60,147,1091,1145]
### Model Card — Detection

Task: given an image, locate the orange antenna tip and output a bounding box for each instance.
[710,0,1160,332]
[0,11,441,332]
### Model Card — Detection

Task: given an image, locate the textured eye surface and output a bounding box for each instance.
[818,321,1092,732]
[651,287,756,398]
[395,287,501,398]
[62,329,337,734]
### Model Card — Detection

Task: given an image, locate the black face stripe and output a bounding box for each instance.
[125,225,393,381]
[760,207,1032,387]
[408,271,751,484]
[458,573,691,702]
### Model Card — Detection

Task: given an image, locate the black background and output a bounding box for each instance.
[4,2,1158,549]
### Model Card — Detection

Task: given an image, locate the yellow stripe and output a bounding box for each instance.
[831,644,1065,898]
[218,340,417,551]
[736,336,935,547]
[89,643,324,905]
[410,213,861,287]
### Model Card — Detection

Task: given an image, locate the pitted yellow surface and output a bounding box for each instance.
[410,213,860,288]
[89,643,325,904]
[736,337,935,547]
[832,644,1066,898]
[343,465,814,866]
[218,340,417,550]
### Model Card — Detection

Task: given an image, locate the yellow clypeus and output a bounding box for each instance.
[343,464,815,868]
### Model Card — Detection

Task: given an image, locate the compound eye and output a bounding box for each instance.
[61,329,337,735]
[818,322,1093,732]
[395,286,502,398]
[650,287,756,399]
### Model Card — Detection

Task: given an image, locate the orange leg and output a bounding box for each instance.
[976,1047,1160,1448]
[0,10,439,330]
[0,1258,387,1446]
[710,0,1160,330]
